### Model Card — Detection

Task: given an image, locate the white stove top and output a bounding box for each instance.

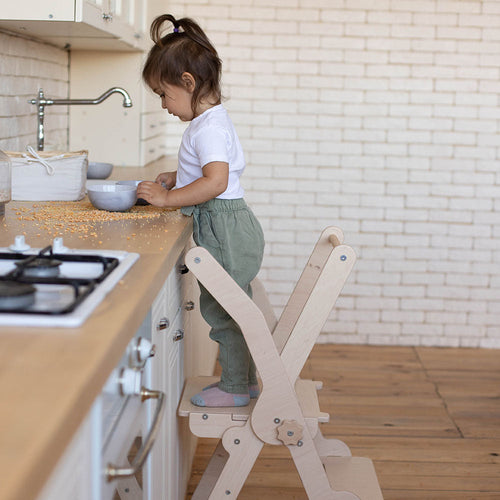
[0,236,139,328]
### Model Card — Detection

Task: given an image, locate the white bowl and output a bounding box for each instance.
[87,162,113,179]
[117,180,149,205]
[87,184,137,212]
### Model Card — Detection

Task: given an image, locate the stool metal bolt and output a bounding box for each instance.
[274,418,280,424]
[225,490,231,495]
[202,413,208,420]
[340,255,347,261]
[234,439,240,445]
[297,440,304,447]
[194,257,201,264]
[287,431,294,436]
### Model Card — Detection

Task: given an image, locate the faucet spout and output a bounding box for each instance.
[48,87,133,108]
[28,87,133,150]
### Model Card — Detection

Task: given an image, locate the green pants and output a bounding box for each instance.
[182,198,265,394]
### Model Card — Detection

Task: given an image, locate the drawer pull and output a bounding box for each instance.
[105,387,165,481]
[173,329,184,342]
[157,317,169,331]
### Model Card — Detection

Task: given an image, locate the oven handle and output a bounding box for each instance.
[105,387,166,482]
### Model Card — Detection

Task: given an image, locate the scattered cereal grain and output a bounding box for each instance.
[12,201,180,237]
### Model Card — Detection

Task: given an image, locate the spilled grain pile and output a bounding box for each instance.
[13,201,181,239]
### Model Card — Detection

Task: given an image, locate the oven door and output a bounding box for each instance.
[101,361,165,500]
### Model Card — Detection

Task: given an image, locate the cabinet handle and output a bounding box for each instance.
[173,329,184,342]
[102,13,113,21]
[157,317,169,331]
[184,300,195,311]
[105,387,166,481]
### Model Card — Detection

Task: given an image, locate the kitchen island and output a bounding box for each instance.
[0,157,211,500]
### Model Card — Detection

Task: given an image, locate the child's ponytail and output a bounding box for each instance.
[151,15,218,57]
[143,14,222,114]
[149,14,177,46]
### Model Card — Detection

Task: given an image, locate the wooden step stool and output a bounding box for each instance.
[179,227,384,499]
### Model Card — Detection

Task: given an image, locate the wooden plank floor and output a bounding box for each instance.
[185,344,500,499]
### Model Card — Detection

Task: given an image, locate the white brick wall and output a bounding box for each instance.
[0,30,69,151]
[1,4,497,348]
[165,0,500,348]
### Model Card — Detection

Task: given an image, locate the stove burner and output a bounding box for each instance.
[15,257,62,278]
[0,244,123,319]
[0,282,36,310]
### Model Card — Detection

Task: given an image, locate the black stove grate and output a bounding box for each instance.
[0,246,120,315]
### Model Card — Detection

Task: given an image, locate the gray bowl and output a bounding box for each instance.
[87,184,137,212]
[117,180,149,205]
[87,162,114,179]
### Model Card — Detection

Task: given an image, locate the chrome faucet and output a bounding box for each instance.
[28,87,133,151]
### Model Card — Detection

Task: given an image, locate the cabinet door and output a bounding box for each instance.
[109,0,144,31]
[165,310,184,500]
[0,0,144,51]
[149,259,184,500]
[79,0,140,47]
[149,279,168,500]
[1,1,74,20]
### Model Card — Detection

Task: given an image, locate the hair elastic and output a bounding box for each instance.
[173,27,179,33]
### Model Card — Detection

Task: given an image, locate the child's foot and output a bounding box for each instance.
[203,381,260,398]
[191,386,250,407]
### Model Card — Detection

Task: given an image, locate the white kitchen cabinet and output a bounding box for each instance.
[148,255,185,500]
[165,310,184,500]
[141,111,169,166]
[0,0,145,51]
[36,402,100,500]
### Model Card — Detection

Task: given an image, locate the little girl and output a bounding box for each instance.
[137,14,264,408]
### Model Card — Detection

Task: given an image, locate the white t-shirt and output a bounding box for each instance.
[176,104,245,199]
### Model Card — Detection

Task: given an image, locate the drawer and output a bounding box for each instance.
[167,307,183,368]
[141,135,167,166]
[165,254,183,316]
[151,279,167,323]
[140,112,167,140]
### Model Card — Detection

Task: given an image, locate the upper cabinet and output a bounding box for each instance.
[0,0,146,51]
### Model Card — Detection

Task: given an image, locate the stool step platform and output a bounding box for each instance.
[324,457,384,500]
[179,376,256,420]
[179,376,330,422]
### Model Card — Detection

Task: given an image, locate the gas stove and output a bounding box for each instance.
[0,235,139,327]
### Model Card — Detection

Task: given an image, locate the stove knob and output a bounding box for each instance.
[52,237,68,253]
[9,235,30,252]
[130,337,155,366]
[118,367,142,396]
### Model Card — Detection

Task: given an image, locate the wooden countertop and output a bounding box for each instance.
[0,157,192,500]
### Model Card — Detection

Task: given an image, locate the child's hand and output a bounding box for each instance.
[155,171,176,190]
[137,181,169,207]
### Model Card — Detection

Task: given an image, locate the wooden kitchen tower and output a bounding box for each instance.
[179,227,384,499]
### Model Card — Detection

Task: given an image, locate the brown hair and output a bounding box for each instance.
[142,14,222,115]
